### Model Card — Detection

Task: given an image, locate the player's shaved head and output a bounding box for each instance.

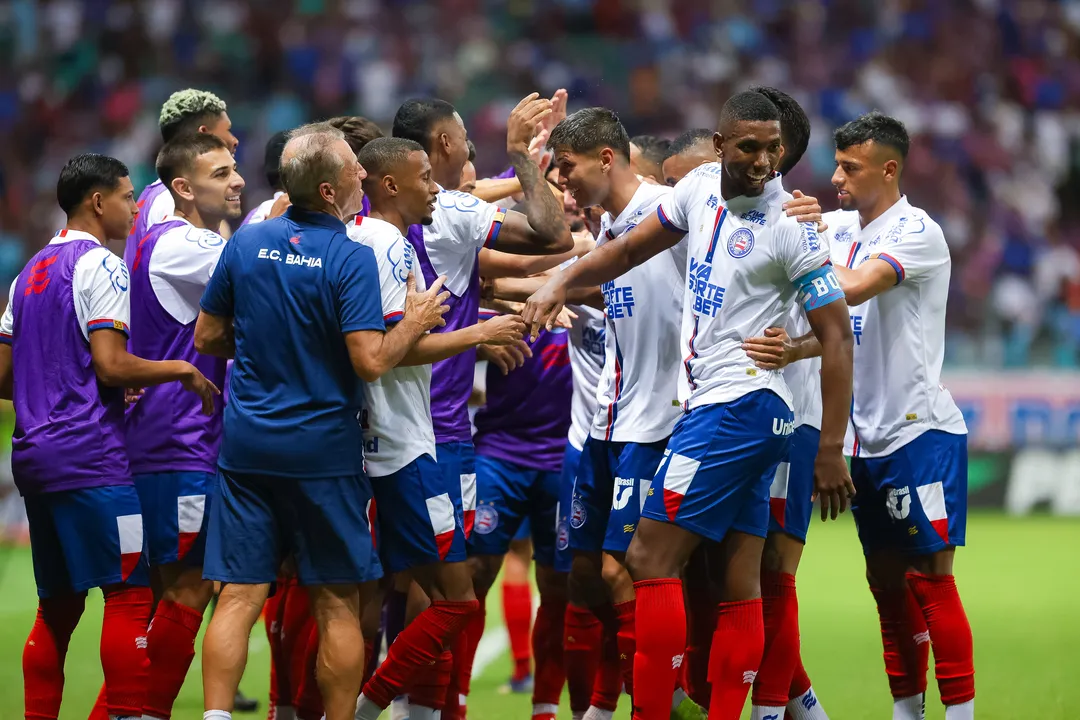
[327,115,385,157]
[663,129,715,185]
[159,89,231,144]
[750,86,810,175]
[718,91,780,136]
[156,133,231,189]
[834,111,910,164]
[357,137,425,185]
[549,108,631,162]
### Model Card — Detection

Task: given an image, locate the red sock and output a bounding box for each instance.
[591,617,624,712]
[789,656,811,699]
[708,599,764,720]
[264,579,290,714]
[294,621,323,720]
[869,585,930,698]
[444,592,486,720]
[503,582,533,682]
[630,579,684,720]
[143,599,204,718]
[563,604,602,712]
[362,600,479,708]
[410,648,453,710]
[100,585,153,717]
[752,572,799,708]
[906,572,975,705]
[531,596,567,711]
[684,586,716,707]
[88,685,108,720]
[23,593,86,720]
[614,598,637,698]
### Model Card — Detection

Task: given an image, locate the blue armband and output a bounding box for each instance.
[795,263,844,312]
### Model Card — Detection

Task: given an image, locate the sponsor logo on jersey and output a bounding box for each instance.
[570,498,588,529]
[832,227,853,244]
[688,258,725,316]
[601,281,636,319]
[706,194,719,210]
[727,228,755,258]
[612,477,634,510]
[801,222,822,253]
[473,504,499,535]
[886,486,911,520]
[850,315,863,345]
[581,326,605,357]
[740,209,766,226]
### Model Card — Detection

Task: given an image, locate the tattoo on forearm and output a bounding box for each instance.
[508,150,565,241]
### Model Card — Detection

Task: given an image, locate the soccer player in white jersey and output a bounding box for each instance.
[126,132,243,720]
[391,94,574,720]
[662,130,715,187]
[129,89,238,252]
[524,91,855,720]
[747,112,975,720]
[346,137,527,720]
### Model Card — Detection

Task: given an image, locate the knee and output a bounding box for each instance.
[162,577,215,612]
[623,541,650,582]
[469,555,501,597]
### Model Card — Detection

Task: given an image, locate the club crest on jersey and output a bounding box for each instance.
[474,504,499,535]
[570,498,588,529]
[832,227,853,244]
[727,228,755,258]
[556,520,569,551]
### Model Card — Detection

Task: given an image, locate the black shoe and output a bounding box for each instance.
[234,689,260,713]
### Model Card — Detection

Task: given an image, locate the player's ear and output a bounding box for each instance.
[883,159,899,182]
[713,132,724,161]
[170,177,195,202]
[382,174,397,197]
[319,181,335,206]
[89,191,105,218]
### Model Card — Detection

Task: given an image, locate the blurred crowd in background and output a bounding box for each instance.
[2,0,1080,367]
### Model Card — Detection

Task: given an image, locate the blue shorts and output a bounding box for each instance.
[134,471,215,566]
[851,430,968,556]
[436,441,476,540]
[643,391,793,543]
[768,426,819,543]
[25,485,149,598]
[513,518,531,543]
[569,436,669,554]
[555,442,583,574]
[371,454,468,574]
[469,454,561,566]
[204,470,382,586]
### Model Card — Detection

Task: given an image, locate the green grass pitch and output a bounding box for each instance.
[0,512,1075,719]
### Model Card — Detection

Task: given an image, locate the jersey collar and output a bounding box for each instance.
[859,195,911,238]
[49,228,102,246]
[284,206,348,233]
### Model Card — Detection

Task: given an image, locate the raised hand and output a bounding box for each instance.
[507,93,553,155]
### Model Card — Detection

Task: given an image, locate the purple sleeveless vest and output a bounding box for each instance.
[125,220,227,475]
[125,180,169,268]
[11,236,131,494]
[473,328,573,471]
[409,224,480,444]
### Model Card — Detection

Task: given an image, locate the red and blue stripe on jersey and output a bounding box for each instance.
[703,204,729,263]
[843,240,863,455]
[682,315,701,411]
[603,321,625,441]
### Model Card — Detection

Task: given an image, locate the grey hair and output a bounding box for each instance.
[280,123,349,211]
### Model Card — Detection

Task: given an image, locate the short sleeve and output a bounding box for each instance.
[337,243,387,334]
[150,225,228,324]
[436,190,505,251]
[780,221,831,283]
[374,236,412,324]
[0,279,16,343]
[75,247,132,338]
[200,236,234,317]
[656,172,699,232]
[868,216,949,285]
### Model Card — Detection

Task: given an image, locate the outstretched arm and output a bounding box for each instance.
[522,212,683,337]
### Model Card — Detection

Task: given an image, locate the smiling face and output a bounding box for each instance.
[397,150,440,227]
[553,146,614,209]
[717,119,783,198]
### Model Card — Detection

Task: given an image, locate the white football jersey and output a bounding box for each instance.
[150,217,227,324]
[346,215,437,477]
[567,299,606,451]
[421,188,505,296]
[782,303,822,430]
[591,181,685,443]
[824,197,966,457]
[0,230,131,342]
[657,165,831,411]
